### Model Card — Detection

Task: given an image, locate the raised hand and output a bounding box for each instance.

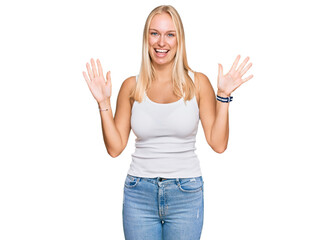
[217,55,253,97]
[83,58,112,104]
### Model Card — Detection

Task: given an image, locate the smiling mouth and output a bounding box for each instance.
[155,49,169,53]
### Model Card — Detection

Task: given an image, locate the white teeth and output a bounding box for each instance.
[156,49,168,53]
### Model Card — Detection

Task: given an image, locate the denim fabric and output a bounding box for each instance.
[122,174,204,240]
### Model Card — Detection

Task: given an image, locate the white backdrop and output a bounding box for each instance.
[1,0,335,239]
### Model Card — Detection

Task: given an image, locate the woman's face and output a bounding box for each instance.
[148,13,177,68]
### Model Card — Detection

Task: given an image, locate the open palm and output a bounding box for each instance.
[83,58,112,104]
[217,55,253,96]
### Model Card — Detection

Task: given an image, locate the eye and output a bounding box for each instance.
[150,32,158,36]
[168,33,175,37]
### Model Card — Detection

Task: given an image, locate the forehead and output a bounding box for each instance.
[149,13,176,31]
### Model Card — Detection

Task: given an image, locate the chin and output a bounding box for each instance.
[151,57,175,67]
[153,59,171,65]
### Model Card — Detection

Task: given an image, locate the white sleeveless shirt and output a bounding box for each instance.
[127,71,202,178]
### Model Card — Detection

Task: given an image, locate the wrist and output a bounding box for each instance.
[98,99,111,109]
[217,90,230,98]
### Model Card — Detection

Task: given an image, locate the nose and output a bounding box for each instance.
[158,35,165,47]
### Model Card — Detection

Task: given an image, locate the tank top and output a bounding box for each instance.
[127,71,202,178]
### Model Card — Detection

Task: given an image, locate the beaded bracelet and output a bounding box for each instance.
[98,107,110,111]
[216,95,233,103]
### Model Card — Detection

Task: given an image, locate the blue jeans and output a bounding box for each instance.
[122,174,204,240]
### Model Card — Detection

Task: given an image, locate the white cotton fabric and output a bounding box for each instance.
[127,71,202,178]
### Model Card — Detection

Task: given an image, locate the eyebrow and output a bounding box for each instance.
[149,28,176,33]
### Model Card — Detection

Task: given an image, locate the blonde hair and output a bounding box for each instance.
[130,5,196,103]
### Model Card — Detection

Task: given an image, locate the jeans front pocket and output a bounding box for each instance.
[177,176,204,193]
[124,174,141,188]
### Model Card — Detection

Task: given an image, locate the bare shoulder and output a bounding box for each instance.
[194,71,208,80]
[117,76,136,106]
[121,76,137,90]
[194,72,214,98]
[118,76,137,104]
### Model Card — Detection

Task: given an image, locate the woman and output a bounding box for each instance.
[83,5,253,240]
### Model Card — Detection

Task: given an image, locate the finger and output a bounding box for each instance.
[90,58,98,78]
[86,62,94,80]
[229,54,241,72]
[83,71,91,85]
[240,62,252,76]
[242,74,253,83]
[218,63,223,77]
[97,59,104,77]
[237,56,250,73]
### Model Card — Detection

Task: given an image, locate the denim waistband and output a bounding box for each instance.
[127,174,203,185]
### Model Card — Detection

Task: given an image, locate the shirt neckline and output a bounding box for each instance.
[145,92,183,105]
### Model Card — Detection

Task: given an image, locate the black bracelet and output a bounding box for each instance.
[216,95,233,103]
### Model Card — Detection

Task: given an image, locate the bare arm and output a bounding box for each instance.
[97,99,122,157]
[83,58,135,158]
[197,55,253,153]
[197,72,229,153]
[97,76,135,157]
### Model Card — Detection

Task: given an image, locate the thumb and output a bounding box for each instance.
[218,63,223,77]
[106,71,111,87]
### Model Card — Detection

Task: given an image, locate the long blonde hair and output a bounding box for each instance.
[130,5,196,103]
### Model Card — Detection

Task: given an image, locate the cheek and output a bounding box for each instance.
[168,39,177,49]
[148,37,157,46]
[169,42,177,54]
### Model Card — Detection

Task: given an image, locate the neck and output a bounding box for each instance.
[152,62,174,83]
